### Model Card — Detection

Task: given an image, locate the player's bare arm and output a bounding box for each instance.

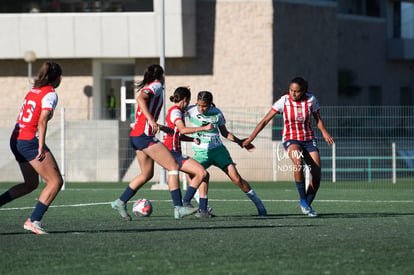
[175,119,213,134]
[313,111,334,145]
[36,109,51,161]
[180,134,200,145]
[242,109,277,147]
[218,125,245,148]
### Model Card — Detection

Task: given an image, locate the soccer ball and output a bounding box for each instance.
[132,198,153,217]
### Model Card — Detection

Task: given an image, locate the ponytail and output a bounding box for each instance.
[170,86,191,103]
[33,62,62,88]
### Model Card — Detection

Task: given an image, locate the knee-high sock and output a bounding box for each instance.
[119,186,137,203]
[170,188,183,207]
[30,201,49,222]
[296,181,307,201]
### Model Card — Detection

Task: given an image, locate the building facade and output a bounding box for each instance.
[0,0,413,182]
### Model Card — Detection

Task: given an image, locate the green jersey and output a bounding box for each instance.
[186,105,226,151]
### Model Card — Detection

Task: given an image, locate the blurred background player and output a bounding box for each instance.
[0,62,64,234]
[243,77,334,217]
[186,91,267,216]
[106,88,116,119]
[111,64,198,220]
[164,86,213,218]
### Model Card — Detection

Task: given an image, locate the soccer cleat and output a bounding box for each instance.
[111,199,132,221]
[308,207,318,217]
[207,205,213,215]
[187,201,214,215]
[24,218,48,235]
[300,199,311,215]
[195,210,213,218]
[174,206,198,219]
[183,202,195,208]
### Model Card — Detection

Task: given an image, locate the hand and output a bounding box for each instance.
[149,119,159,134]
[244,143,256,152]
[241,137,253,148]
[193,138,201,145]
[323,132,335,146]
[36,147,46,162]
[239,138,256,152]
[203,123,213,131]
[235,139,244,148]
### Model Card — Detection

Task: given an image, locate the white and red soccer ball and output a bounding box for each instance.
[132,198,153,217]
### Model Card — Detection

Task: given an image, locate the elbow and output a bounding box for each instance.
[179,128,190,134]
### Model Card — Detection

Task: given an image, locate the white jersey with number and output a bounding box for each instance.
[186,105,225,151]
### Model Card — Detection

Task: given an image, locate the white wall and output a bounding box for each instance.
[0,0,195,59]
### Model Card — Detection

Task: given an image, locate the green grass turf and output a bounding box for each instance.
[0,181,413,274]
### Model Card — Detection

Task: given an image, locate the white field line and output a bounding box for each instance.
[0,199,412,211]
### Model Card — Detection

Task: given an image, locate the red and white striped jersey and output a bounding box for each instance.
[130,81,164,137]
[272,93,320,142]
[164,105,183,152]
[12,86,58,140]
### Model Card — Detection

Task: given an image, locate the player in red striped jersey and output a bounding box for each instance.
[111,64,198,220]
[243,77,334,217]
[164,87,213,217]
[0,62,63,234]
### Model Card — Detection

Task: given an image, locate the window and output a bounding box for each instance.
[338,0,381,17]
[401,2,414,39]
[368,86,382,106]
[393,1,414,38]
[0,0,154,13]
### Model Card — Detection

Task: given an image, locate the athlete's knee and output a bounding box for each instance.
[25,184,38,194]
[311,165,321,176]
[293,161,304,169]
[45,176,64,191]
[143,173,154,182]
[167,161,180,172]
[198,168,208,180]
[24,180,39,192]
[203,171,210,183]
[54,177,64,190]
[231,174,244,186]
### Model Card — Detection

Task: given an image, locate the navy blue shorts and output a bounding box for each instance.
[10,137,51,163]
[130,134,160,151]
[170,150,190,170]
[283,139,319,153]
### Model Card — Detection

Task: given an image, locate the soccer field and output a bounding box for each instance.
[1,181,413,275]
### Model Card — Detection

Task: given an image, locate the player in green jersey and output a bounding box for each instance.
[186,91,267,216]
